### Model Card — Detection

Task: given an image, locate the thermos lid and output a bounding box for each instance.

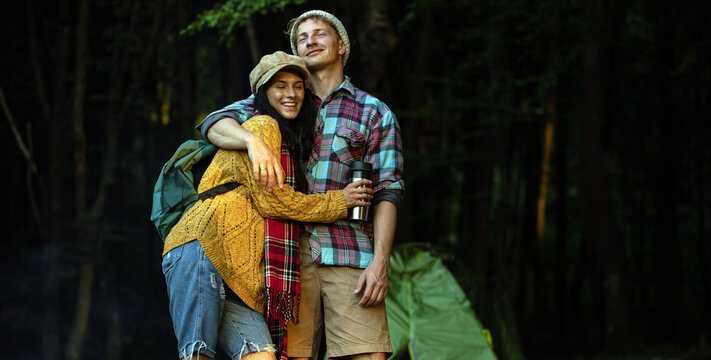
[349,161,372,173]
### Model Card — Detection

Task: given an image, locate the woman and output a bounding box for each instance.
[162,51,372,360]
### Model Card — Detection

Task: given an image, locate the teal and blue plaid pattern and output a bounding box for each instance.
[200,77,404,269]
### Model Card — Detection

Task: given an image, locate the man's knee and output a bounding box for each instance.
[349,353,386,360]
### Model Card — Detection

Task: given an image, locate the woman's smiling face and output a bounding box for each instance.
[266,71,305,120]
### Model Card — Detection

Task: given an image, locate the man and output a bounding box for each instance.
[197,10,404,360]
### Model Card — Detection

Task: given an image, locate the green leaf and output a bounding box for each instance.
[181,0,306,46]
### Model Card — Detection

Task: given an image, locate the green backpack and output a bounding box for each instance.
[150,139,223,242]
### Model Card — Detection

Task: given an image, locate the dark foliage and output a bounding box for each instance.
[1,0,709,359]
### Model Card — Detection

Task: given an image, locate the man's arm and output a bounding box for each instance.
[355,200,397,306]
[352,101,404,306]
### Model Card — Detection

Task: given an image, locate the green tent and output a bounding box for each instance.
[386,243,497,360]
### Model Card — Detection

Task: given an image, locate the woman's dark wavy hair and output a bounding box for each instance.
[253,69,315,193]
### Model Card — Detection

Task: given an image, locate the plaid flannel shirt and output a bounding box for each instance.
[198,77,405,268]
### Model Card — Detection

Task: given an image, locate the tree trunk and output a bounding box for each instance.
[178,0,196,140]
[27,2,50,122]
[536,90,556,250]
[567,240,588,347]
[358,0,395,93]
[66,0,93,358]
[519,111,544,327]
[398,9,432,245]
[697,138,710,348]
[487,12,523,353]
[690,34,711,348]
[580,5,611,347]
[105,263,122,360]
[245,16,260,66]
[554,99,569,346]
[650,0,681,339]
[41,0,72,356]
[580,0,632,348]
[67,257,96,360]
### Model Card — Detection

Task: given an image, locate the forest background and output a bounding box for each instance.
[1,0,710,359]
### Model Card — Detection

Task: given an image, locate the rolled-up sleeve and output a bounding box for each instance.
[365,109,405,195]
[196,96,256,139]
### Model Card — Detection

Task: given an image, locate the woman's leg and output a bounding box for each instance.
[242,352,276,360]
[218,295,277,360]
[163,240,225,360]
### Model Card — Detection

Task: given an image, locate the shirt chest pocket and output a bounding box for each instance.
[331,127,366,164]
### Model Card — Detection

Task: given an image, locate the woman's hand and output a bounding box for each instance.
[207,117,285,191]
[245,133,284,191]
[342,179,373,208]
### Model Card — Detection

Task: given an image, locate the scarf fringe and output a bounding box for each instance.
[265,286,300,325]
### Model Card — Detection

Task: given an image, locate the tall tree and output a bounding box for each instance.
[358,0,396,93]
[579,0,633,348]
[24,0,73,357]
[649,0,681,338]
[65,0,93,358]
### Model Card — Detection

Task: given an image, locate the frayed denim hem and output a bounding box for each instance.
[233,342,277,360]
[179,341,216,360]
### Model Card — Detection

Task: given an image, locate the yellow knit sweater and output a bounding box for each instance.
[163,115,347,313]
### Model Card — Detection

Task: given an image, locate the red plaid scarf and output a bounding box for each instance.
[264,144,301,360]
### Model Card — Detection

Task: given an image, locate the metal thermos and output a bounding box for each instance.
[347,161,373,221]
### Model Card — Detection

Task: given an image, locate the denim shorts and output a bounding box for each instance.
[162,240,276,359]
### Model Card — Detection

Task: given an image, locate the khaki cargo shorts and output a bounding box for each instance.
[286,234,392,358]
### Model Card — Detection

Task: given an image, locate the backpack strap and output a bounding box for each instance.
[197,182,240,201]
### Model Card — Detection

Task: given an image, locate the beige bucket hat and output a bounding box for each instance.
[249,51,310,94]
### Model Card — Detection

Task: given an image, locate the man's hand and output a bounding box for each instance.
[245,134,284,191]
[355,201,397,307]
[354,258,389,307]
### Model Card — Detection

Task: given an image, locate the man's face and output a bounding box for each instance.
[295,18,345,70]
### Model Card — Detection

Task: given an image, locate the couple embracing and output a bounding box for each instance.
[162,10,404,360]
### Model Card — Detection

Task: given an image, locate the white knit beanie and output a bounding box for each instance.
[289,10,350,67]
